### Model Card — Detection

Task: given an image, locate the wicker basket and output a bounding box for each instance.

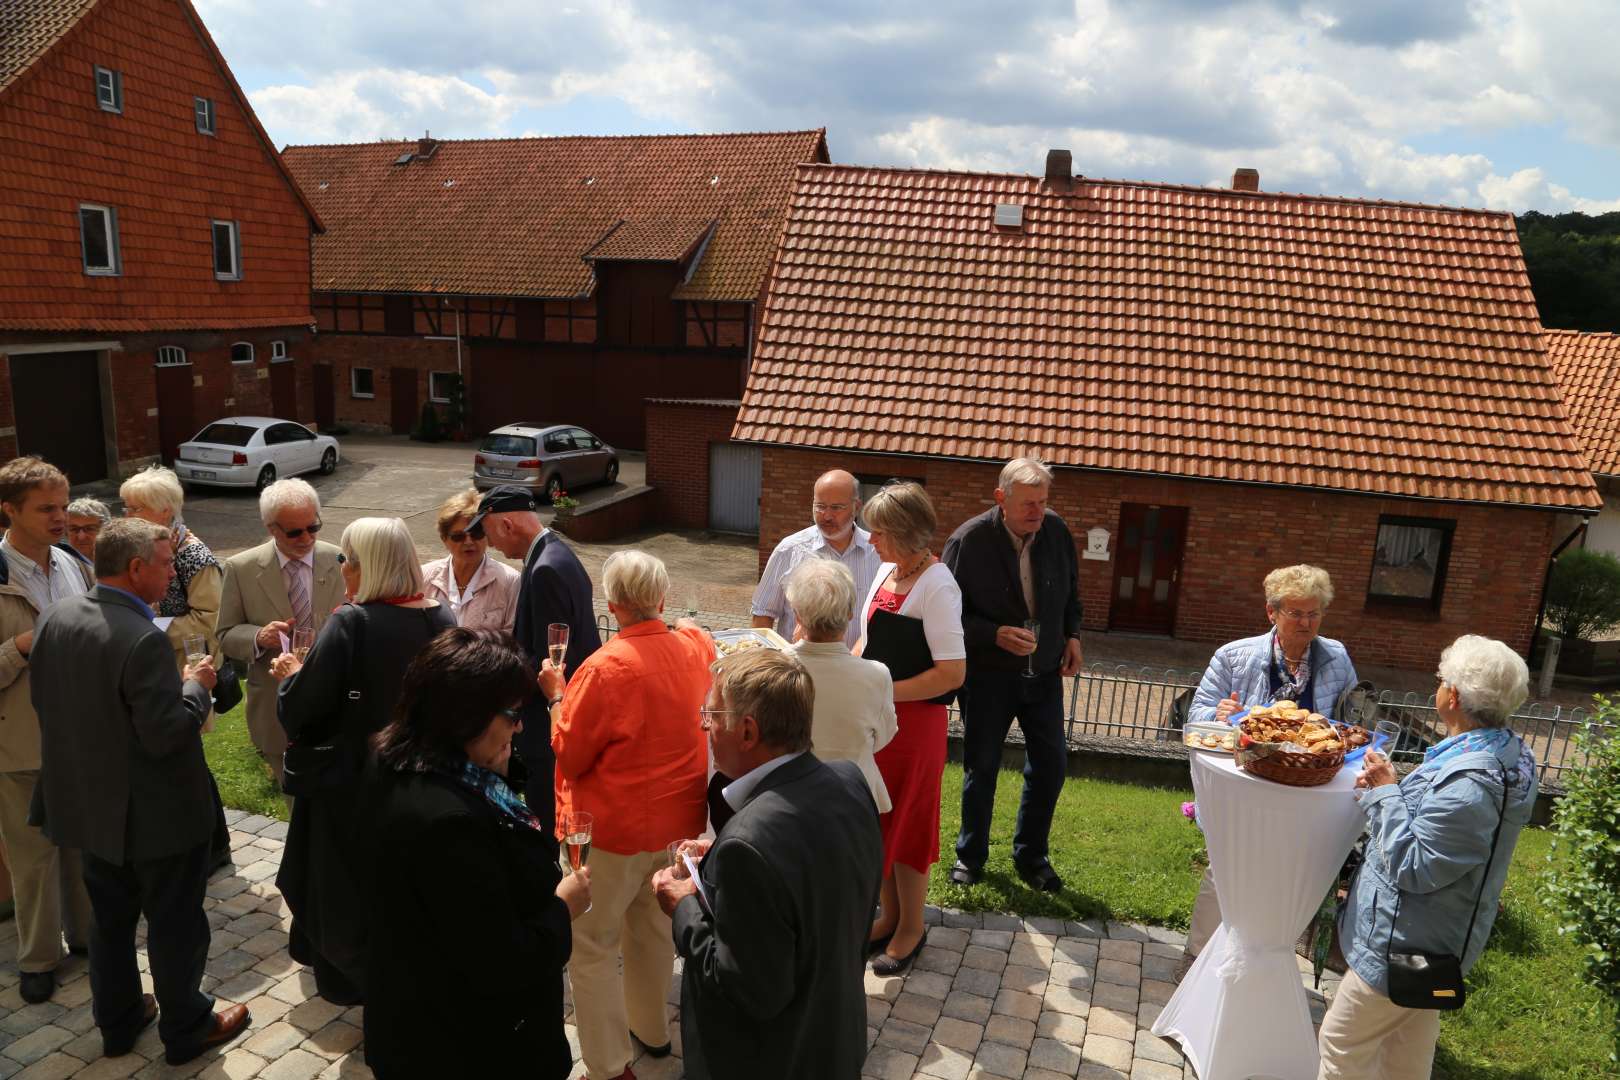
[1237,743,1346,787]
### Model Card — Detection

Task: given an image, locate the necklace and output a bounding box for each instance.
[894,551,932,584]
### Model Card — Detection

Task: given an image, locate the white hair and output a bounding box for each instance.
[118,465,185,525]
[1437,635,1529,729]
[1263,564,1335,608]
[998,457,1053,492]
[259,477,321,526]
[341,517,423,604]
[784,559,856,640]
[66,497,111,523]
[602,549,668,624]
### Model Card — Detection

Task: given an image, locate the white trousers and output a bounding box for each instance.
[1317,967,1440,1080]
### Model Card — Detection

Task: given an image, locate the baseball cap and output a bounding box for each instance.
[468,485,539,534]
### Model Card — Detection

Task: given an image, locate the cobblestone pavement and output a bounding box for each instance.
[0,815,1338,1080]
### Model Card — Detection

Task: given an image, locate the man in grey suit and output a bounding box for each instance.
[216,479,344,788]
[30,519,249,1064]
[652,649,882,1080]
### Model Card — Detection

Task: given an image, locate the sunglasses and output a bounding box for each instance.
[446,529,482,543]
[275,521,322,539]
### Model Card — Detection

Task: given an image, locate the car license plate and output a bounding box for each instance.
[194,470,217,479]
[489,467,514,478]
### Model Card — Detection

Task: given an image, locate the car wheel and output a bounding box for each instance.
[605,459,619,485]
[545,474,564,504]
[255,464,277,493]
[319,448,337,475]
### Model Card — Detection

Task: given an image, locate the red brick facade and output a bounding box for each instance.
[646,400,742,528]
[756,446,1560,669]
[309,333,460,433]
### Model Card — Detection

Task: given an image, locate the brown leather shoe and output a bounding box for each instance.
[164,1003,250,1065]
[103,994,157,1057]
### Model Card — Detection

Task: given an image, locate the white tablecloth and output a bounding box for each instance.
[1152,752,1365,1080]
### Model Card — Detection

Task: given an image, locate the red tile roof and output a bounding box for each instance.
[584,218,714,264]
[280,130,829,301]
[1545,328,1620,478]
[734,164,1599,511]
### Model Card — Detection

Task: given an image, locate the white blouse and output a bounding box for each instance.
[856,560,967,663]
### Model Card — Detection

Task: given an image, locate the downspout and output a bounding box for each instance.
[1531,520,1588,661]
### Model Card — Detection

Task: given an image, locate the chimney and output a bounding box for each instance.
[1044,148,1073,190]
[417,131,439,160]
[1232,167,1259,192]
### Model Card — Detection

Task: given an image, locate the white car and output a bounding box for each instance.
[174,417,340,492]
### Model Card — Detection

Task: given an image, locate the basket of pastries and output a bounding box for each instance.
[1235,700,1348,786]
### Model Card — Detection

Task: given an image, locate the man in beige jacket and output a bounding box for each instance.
[0,457,95,1003]
[216,479,343,788]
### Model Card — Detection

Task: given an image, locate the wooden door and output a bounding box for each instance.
[390,367,418,434]
[154,363,196,465]
[269,360,296,418]
[313,364,335,429]
[11,351,109,482]
[1108,503,1189,635]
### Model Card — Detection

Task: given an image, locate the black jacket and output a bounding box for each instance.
[675,754,882,1080]
[364,763,574,1079]
[942,507,1083,675]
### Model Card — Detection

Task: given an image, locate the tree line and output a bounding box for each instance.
[1515,211,1620,332]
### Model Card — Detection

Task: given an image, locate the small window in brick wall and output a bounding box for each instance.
[429,371,456,402]
[854,473,924,529]
[1367,515,1455,609]
[351,366,375,398]
[195,96,216,135]
[79,204,120,275]
[212,220,241,280]
[270,340,288,361]
[230,342,254,364]
[156,346,188,367]
[94,66,122,113]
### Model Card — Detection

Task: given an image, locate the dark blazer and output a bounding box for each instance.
[29,585,214,865]
[511,530,600,823]
[364,763,574,1080]
[942,507,1083,675]
[674,754,882,1080]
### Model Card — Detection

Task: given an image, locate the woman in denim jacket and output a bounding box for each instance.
[1318,635,1538,1079]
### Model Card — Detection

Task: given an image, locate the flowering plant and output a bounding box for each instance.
[1181,801,1198,824]
[550,489,579,510]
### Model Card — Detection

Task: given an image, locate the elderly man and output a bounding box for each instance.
[0,458,94,1004]
[65,497,111,564]
[30,518,249,1064]
[216,479,344,787]
[751,469,880,648]
[652,649,882,1080]
[942,457,1083,893]
[469,485,600,834]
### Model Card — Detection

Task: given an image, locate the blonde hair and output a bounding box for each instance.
[998,457,1053,491]
[341,517,424,604]
[602,549,668,623]
[862,481,936,555]
[436,488,481,538]
[1263,564,1334,608]
[785,559,856,640]
[710,649,813,752]
[119,465,185,526]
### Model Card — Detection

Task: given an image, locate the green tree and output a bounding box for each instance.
[1545,548,1620,641]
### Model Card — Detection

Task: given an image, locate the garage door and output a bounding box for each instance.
[11,350,108,483]
[708,443,761,533]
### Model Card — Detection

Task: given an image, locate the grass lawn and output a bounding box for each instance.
[202,701,287,821]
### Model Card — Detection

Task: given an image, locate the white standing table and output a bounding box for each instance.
[1152,751,1365,1080]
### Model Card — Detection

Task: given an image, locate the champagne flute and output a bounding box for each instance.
[291,627,315,664]
[563,811,593,913]
[1021,618,1041,678]
[183,634,208,669]
[547,622,570,672]
[1375,719,1403,758]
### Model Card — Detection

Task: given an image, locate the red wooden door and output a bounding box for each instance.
[154,364,196,466]
[1108,503,1189,635]
[269,361,296,419]
[390,367,418,434]
[313,364,335,429]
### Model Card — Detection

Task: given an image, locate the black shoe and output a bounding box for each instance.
[632,1031,672,1058]
[18,970,54,1004]
[871,930,927,977]
[948,861,981,886]
[1017,862,1064,893]
[103,994,157,1057]
[866,931,894,957]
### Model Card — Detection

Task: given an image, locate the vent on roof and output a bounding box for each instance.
[709,175,720,186]
[417,132,439,159]
[1233,168,1260,192]
[1044,148,1072,189]
[584,176,596,185]
[393,150,414,166]
[317,181,329,191]
[443,179,455,187]
[993,203,1024,229]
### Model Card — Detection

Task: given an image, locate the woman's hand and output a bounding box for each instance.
[1357,750,1398,789]
[537,659,565,702]
[269,652,302,681]
[556,865,591,920]
[1215,693,1241,723]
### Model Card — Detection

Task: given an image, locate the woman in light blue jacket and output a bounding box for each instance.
[1318,635,1537,1080]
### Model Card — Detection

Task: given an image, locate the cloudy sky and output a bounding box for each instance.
[200,0,1620,213]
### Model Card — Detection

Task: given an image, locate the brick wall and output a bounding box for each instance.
[758,446,1562,670]
[308,334,460,432]
[645,400,742,528]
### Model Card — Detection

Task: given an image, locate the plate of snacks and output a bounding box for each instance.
[1234,700,1347,786]
[1183,721,1239,754]
[711,627,790,656]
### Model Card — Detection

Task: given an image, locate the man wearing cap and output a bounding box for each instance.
[471,485,600,833]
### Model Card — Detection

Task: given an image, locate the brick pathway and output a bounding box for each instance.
[0,815,1338,1080]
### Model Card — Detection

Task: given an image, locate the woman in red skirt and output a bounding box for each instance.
[857,482,966,976]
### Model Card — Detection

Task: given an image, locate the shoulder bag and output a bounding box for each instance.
[281,607,366,798]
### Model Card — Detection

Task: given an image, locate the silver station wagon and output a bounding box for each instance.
[473,422,619,503]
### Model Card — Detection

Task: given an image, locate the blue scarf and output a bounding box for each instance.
[409,754,543,833]
[1415,726,1536,796]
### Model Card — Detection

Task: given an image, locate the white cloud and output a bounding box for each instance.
[253,70,516,144]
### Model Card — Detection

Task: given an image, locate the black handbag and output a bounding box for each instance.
[1385,761,1511,1010]
[211,657,244,715]
[281,609,364,798]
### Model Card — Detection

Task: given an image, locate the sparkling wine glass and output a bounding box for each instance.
[1375,719,1403,758]
[547,622,570,672]
[183,634,208,668]
[291,627,315,663]
[1021,618,1041,678]
[563,811,593,914]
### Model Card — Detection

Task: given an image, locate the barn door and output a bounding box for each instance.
[269,359,296,418]
[390,367,418,434]
[11,351,108,482]
[313,364,335,429]
[155,363,197,465]
[1107,503,1189,635]
[708,443,761,533]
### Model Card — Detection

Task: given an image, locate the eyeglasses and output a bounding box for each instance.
[812,502,851,514]
[67,523,102,535]
[1277,607,1323,623]
[698,706,735,730]
[497,706,523,723]
[446,530,479,543]
[275,520,323,539]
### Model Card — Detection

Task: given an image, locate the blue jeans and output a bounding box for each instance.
[955,670,1067,872]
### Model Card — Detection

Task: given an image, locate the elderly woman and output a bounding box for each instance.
[271,517,455,1004]
[120,466,222,671]
[365,629,590,1079]
[65,497,110,564]
[539,550,712,1079]
[421,488,520,631]
[1318,635,1537,1079]
[1182,563,1360,965]
[856,481,965,976]
[785,558,897,812]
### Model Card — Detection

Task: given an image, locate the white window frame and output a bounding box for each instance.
[212,219,241,280]
[94,66,122,113]
[351,366,376,399]
[230,342,254,365]
[429,370,455,403]
[194,96,215,135]
[78,203,120,275]
[270,340,288,362]
[155,346,188,367]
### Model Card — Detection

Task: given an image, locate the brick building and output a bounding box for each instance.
[0,0,322,481]
[729,153,1600,669]
[279,130,829,448]
[1545,329,1620,557]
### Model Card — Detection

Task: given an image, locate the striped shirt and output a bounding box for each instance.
[751,524,882,648]
[1,536,88,614]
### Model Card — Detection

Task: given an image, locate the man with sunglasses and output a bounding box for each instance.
[217,479,345,789]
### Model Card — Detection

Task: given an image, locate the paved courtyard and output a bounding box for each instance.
[0,816,1341,1080]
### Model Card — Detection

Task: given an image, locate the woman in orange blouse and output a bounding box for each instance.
[542,550,712,1080]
